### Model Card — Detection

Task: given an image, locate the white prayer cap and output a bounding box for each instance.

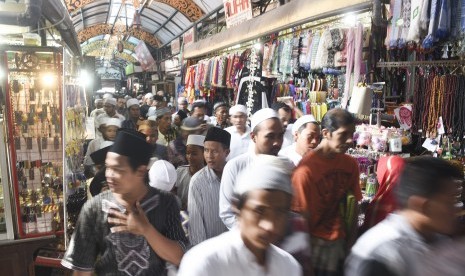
[97,117,109,128]
[251,108,279,131]
[147,116,157,122]
[229,104,247,116]
[100,140,114,149]
[187,135,205,147]
[106,118,122,128]
[235,155,293,196]
[144,93,154,99]
[94,98,103,104]
[104,98,117,106]
[102,93,113,99]
[178,97,188,104]
[292,115,317,135]
[149,160,177,191]
[126,98,139,108]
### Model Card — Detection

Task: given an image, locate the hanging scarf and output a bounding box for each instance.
[314,29,330,69]
[407,0,426,43]
[309,32,321,70]
[450,0,461,38]
[387,0,403,48]
[353,23,364,93]
[437,0,451,39]
[342,28,354,108]
[420,0,430,31]
[423,0,440,49]
[327,28,345,68]
[399,0,412,48]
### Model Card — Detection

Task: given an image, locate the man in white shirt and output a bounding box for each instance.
[178,155,302,276]
[95,98,125,138]
[279,115,320,166]
[219,108,285,229]
[188,127,230,246]
[224,104,251,161]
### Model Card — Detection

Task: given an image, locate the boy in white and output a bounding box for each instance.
[178,155,302,276]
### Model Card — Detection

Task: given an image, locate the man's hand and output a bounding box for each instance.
[108,201,150,236]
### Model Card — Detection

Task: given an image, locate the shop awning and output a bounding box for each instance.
[183,0,372,59]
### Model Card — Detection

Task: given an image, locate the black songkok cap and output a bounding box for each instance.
[205,127,231,149]
[109,128,152,165]
[90,146,111,165]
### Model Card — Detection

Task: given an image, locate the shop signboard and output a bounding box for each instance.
[171,38,181,54]
[223,0,253,28]
[134,41,155,71]
[183,27,196,47]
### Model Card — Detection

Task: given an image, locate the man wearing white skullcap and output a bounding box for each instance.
[188,128,230,246]
[84,118,121,166]
[95,98,125,138]
[175,134,205,211]
[219,107,287,229]
[178,155,302,276]
[122,98,141,130]
[279,115,321,166]
[140,93,154,119]
[224,104,251,160]
[177,97,189,114]
[149,160,177,191]
[90,98,105,119]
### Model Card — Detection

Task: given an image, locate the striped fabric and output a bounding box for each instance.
[188,166,228,246]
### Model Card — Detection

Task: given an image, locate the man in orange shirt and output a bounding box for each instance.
[292,108,361,276]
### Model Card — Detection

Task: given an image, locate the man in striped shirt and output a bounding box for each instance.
[188,127,231,245]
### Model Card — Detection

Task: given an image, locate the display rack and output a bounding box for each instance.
[1,46,65,239]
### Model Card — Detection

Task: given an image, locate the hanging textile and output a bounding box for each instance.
[407,0,428,43]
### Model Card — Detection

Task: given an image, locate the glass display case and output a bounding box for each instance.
[1,45,64,239]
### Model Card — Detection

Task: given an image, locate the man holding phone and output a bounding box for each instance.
[62,129,188,275]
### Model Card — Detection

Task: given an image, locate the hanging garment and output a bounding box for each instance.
[342,28,354,108]
[450,0,462,38]
[399,0,412,48]
[420,0,431,31]
[407,0,427,43]
[423,0,440,49]
[386,0,403,48]
[314,29,330,69]
[310,32,321,70]
[437,0,451,39]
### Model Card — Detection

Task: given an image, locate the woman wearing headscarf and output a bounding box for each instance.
[360,155,406,233]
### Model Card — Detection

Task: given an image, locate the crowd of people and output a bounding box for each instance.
[62,91,465,276]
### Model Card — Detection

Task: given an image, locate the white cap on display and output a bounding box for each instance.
[104,98,117,106]
[186,135,205,147]
[106,118,122,128]
[251,108,279,131]
[229,104,247,116]
[291,115,317,135]
[235,155,293,196]
[149,160,177,191]
[126,98,139,108]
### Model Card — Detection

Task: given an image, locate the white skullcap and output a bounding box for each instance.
[126,98,139,108]
[94,99,103,104]
[102,93,113,99]
[104,98,117,106]
[149,160,177,191]
[144,93,154,99]
[97,117,109,128]
[100,140,114,149]
[187,135,205,147]
[292,115,317,135]
[235,155,293,196]
[229,104,247,116]
[106,118,122,128]
[178,97,187,104]
[147,116,157,122]
[251,108,279,131]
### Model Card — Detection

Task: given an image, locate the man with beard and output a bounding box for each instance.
[219,108,285,229]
